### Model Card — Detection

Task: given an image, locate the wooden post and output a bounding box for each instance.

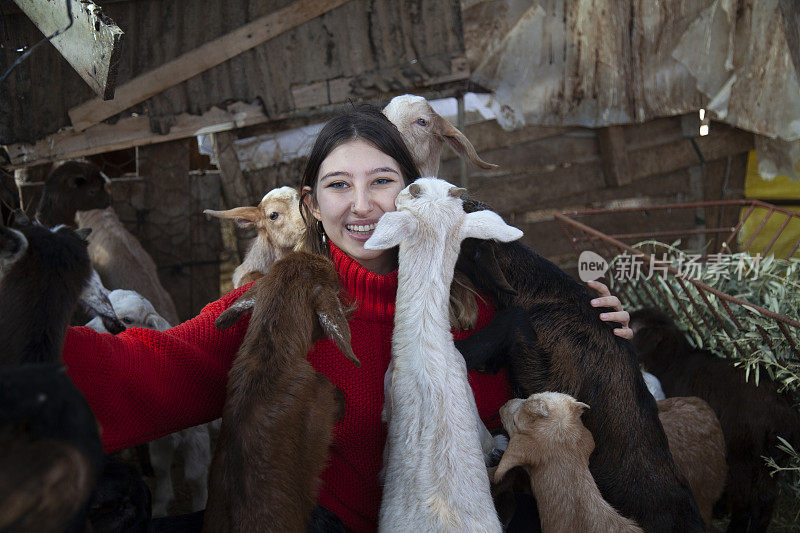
[211,132,255,262]
[597,126,630,187]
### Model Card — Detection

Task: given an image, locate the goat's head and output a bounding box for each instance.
[495,392,592,483]
[364,178,521,251]
[106,290,171,331]
[383,94,497,177]
[39,161,112,221]
[204,186,304,249]
[215,252,359,367]
[629,307,680,363]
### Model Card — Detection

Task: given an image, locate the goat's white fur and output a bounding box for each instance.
[365,177,521,532]
[85,289,170,332]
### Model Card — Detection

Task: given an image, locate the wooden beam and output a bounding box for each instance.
[597,126,630,187]
[68,0,351,131]
[14,0,123,99]
[4,101,271,169]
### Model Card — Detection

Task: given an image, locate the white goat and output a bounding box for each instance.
[382,94,498,177]
[365,177,521,532]
[203,186,304,288]
[85,289,170,332]
[76,207,180,326]
[83,290,212,517]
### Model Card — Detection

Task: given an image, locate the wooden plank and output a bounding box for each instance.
[68,0,352,131]
[5,101,271,169]
[597,125,630,186]
[440,122,575,163]
[14,0,123,99]
[212,131,254,262]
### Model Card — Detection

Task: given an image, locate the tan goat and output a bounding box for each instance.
[495,392,644,533]
[204,186,304,288]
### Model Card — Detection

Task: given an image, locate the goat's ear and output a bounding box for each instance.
[461,210,522,243]
[0,226,26,260]
[146,314,172,331]
[74,227,92,240]
[203,206,262,229]
[494,437,530,483]
[364,211,417,250]
[314,289,360,367]
[433,114,498,170]
[11,209,30,227]
[214,293,255,330]
[521,397,548,421]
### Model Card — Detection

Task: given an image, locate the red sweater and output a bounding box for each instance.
[62,243,511,532]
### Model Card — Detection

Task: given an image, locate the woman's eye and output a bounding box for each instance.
[416,117,428,126]
[269,212,279,220]
[373,178,394,185]
[327,181,348,189]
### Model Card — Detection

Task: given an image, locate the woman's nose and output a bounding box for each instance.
[351,188,372,215]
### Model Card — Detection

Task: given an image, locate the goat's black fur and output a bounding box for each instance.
[453,199,704,533]
[36,161,111,227]
[631,307,800,533]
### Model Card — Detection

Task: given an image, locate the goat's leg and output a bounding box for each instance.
[466,379,507,467]
[149,433,179,517]
[747,466,777,533]
[180,425,212,512]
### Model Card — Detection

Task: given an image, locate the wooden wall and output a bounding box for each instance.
[439,115,754,268]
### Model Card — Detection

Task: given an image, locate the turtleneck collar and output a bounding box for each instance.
[329,242,398,323]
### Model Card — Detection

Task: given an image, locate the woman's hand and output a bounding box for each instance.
[587,280,633,340]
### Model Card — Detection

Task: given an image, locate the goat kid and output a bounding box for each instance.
[365,178,521,532]
[204,186,305,288]
[35,160,112,227]
[631,307,800,533]
[495,392,644,533]
[382,94,497,177]
[204,251,359,533]
[452,200,704,532]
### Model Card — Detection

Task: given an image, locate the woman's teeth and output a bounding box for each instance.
[346,223,376,234]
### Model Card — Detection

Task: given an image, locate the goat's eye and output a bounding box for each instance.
[416,118,428,127]
[269,212,279,220]
[122,317,133,324]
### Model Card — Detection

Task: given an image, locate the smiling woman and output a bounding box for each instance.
[305,139,406,274]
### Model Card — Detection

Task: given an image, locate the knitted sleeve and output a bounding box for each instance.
[63,283,253,453]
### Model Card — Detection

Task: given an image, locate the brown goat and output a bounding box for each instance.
[657,396,728,530]
[203,251,359,533]
[495,392,644,533]
[35,161,112,227]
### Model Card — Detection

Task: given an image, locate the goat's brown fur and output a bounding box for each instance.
[657,396,727,529]
[203,252,358,533]
[495,393,644,533]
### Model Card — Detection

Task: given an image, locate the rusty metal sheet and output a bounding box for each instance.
[465,0,800,142]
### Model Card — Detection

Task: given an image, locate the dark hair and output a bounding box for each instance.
[297,105,420,254]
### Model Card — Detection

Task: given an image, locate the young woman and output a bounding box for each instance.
[62,105,630,532]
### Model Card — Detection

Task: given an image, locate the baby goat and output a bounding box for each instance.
[204,251,359,532]
[365,178,521,532]
[0,214,104,530]
[204,186,305,288]
[382,94,497,177]
[495,392,644,533]
[453,200,704,532]
[631,307,800,533]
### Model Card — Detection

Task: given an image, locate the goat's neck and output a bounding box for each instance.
[531,451,631,532]
[394,237,460,350]
[36,194,76,227]
[0,274,78,364]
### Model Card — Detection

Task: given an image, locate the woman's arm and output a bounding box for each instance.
[63,284,252,453]
[586,280,632,340]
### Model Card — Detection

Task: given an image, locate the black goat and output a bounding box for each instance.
[453,200,704,533]
[630,307,800,533]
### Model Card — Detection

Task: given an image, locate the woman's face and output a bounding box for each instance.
[304,139,406,274]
